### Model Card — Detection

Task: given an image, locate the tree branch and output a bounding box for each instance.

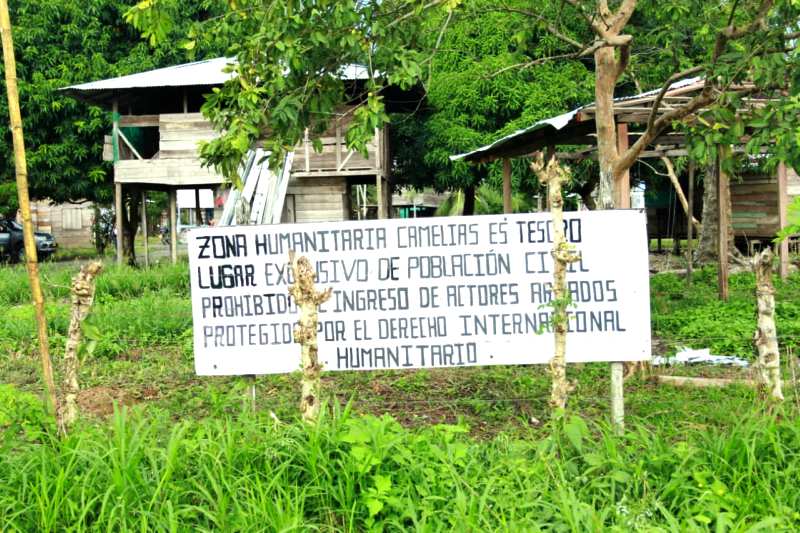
[645,65,705,134]
[493,5,583,49]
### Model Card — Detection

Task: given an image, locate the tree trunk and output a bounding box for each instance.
[753,248,783,402]
[0,0,58,417]
[594,46,619,210]
[61,261,103,432]
[696,158,744,264]
[531,154,577,410]
[288,252,332,423]
[462,184,476,215]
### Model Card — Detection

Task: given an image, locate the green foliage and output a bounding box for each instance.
[0,384,51,442]
[2,407,800,530]
[651,267,800,356]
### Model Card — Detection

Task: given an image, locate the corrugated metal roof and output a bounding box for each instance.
[63,57,373,92]
[451,76,703,162]
[65,57,236,92]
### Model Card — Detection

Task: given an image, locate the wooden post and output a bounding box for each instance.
[288,252,332,422]
[610,362,624,433]
[718,146,730,301]
[112,98,123,266]
[502,158,513,214]
[615,123,631,209]
[195,188,202,225]
[687,161,695,285]
[61,261,103,431]
[115,182,123,265]
[753,248,784,401]
[141,190,149,269]
[0,0,58,417]
[777,162,790,280]
[169,189,178,264]
[335,120,342,170]
[376,176,386,219]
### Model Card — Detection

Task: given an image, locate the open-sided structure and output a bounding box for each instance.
[452,77,797,280]
[63,57,407,264]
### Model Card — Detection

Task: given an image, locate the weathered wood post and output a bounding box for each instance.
[61,261,103,431]
[531,153,578,411]
[753,248,784,402]
[141,191,149,268]
[0,0,58,417]
[288,251,332,422]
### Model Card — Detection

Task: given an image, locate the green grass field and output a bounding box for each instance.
[2,260,799,530]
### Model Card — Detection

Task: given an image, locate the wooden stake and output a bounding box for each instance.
[502,158,512,214]
[0,0,58,417]
[753,248,783,402]
[288,251,332,422]
[531,153,577,411]
[61,261,103,432]
[610,362,624,433]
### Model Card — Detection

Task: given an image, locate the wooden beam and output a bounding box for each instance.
[616,123,631,208]
[141,190,149,269]
[119,114,159,128]
[718,146,730,301]
[169,189,177,265]
[502,158,512,214]
[778,161,790,279]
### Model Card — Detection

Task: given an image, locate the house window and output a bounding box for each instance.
[62,208,83,230]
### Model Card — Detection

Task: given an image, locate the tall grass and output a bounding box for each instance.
[0,261,190,306]
[1,403,799,531]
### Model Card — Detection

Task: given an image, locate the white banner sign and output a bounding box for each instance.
[188,210,651,375]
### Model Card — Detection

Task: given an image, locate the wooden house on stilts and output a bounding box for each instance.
[63,57,412,265]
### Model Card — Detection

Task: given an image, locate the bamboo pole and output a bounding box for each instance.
[288,251,332,422]
[0,0,58,417]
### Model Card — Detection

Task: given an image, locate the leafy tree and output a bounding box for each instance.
[391,1,594,212]
[0,0,218,219]
[126,0,800,236]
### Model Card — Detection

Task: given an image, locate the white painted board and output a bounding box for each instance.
[187,210,652,375]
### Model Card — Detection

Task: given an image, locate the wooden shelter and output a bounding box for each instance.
[452,77,797,285]
[63,57,414,265]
